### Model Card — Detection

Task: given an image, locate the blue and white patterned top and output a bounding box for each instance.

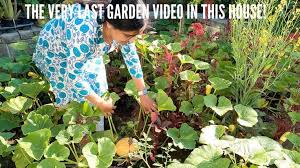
[33,3,143,107]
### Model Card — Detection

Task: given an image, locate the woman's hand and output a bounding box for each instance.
[139,95,158,113]
[96,98,116,117]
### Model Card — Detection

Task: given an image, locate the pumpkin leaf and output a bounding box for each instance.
[180,70,201,83]
[44,141,70,161]
[19,129,51,160]
[234,104,258,127]
[167,163,196,168]
[199,125,229,148]
[35,104,56,117]
[0,96,33,114]
[56,125,87,145]
[82,137,116,168]
[167,42,182,53]
[0,112,21,131]
[12,145,34,168]
[177,54,194,64]
[197,158,231,168]
[0,86,19,100]
[167,123,198,149]
[180,95,204,115]
[287,133,300,147]
[0,136,13,157]
[288,112,300,125]
[156,89,176,112]
[19,81,46,99]
[208,77,232,91]
[37,158,66,168]
[154,76,169,90]
[21,112,54,135]
[185,145,223,166]
[179,101,194,115]
[193,60,210,70]
[0,72,11,82]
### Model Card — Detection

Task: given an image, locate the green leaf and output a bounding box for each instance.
[19,129,51,160]
[287,133,300,147]
[63,101,81,124]
[124,79,149,99]
[51,124,66,137]
[20,81,46,99]
[0,136,12,157]
[82,137,116,168]
[192,95,204,112]
[167,42,182,53]
[108,92,120,105]
[167,163,196,168]
[0,132,15,139]
[177,54,194,64]
[210,96,233,116]
[0,112,21,131]
[167,123,198,149]
[288,112,300,125]
[21,112,54,135]
[199,125,232,149]
[197,158,231,168]
[204,95,217,108]
[193,60,210,70]
[185,145,223,166]
[37,158,66,168]
[0,57,13,68]
[56,125,87,145]
[0,85,19,99]
[0,72,11,82]
[156,89,176,112]
[234,104,258,127]
[154,76,169,90]
[208,77,232,91]
[9,41,29,50]
[35,104,56,117]
[0,96,33,114]
[12,145,34,168]
[179,101,194,115]
[180,70,201,83]
[45,141,70,161]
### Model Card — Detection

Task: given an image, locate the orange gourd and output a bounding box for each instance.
[116,137,139,157]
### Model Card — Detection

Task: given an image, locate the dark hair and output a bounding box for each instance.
[103,0,148,31]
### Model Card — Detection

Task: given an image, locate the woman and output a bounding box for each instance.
[32,0,157,130]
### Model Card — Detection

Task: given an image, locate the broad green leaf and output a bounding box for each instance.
[287,133,300,147]
[15,55,32,63]
[108,92,120,105]
[37,158,66,168]
[156,89,176,112]
[124,79,149,99]
[35,104,56,117]
[0,72,11,82]
[82,137,116,168]
[19,129,51,160]
[234,104,258,127]
[56,125,87,145]
[0,112,21,131]
[194,60,210,70]
[288,112,300,125]
[274,159,300,168]
[178,54,194,64]
[210,96,233,116]
[20,81,46,99]
[204,95,217,108]
[0,136,12,157]
[179,101,194,115]
[0,96,33,114]
[45,141,70,161]
[197,158,231,168]
[0,57,13,68]
[154,76,169,90]
[167,42,182,53]
[185,145,223,166]
[167,163,196,168]
[12,145,34,168]
[3,62,31,74]
[148,40,166,53]
[208,77,231,91]
[63,101,81,124]
[51,124,66,137]
[0,86,19,99]
[82,101,94,117]
[166,123,198,149]
[180,70,201,83]
[21,112,54,135]
[0,132,15,139]
[192,95,204,112]
[199,125,231,149]
[229,138,265,161]
[9,41,29,50]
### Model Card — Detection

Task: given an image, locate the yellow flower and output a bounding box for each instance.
[280,0,287,5]
[259,29,269,46]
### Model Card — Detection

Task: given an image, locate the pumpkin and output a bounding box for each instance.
[205,84,213,95]
[116,137,139,157]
